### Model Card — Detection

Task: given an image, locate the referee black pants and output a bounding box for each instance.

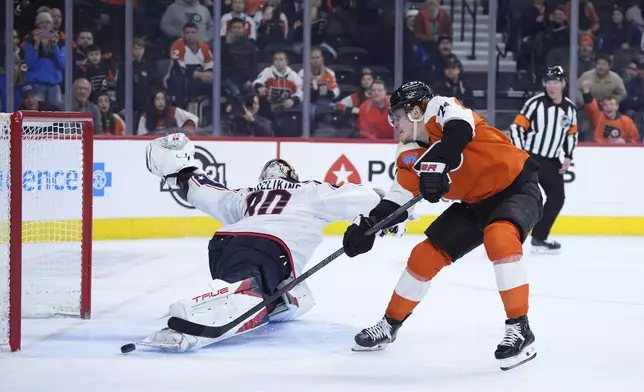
[531,155,565,241]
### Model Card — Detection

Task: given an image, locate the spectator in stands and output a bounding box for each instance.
[520,0,546,44]
[578,53,627,105]
[50,8,63,33]
[253,50,303,118]
[75,45,119,103]
[292,0,333,56]
[435,57,473,108]
[625,2,644,32]
[221,0,257,41]
[74,29,94,68]
[10,29,21,60]
[255,1,289,50]
[403,6,427,81]
[18,83,61,111]
[413,0,453,58]
[0,56,25,112]
[299,47,340,103]
[357,79,393,139]
[336,67,373,116]
[117,38,158,114]
[430,36,460,83]
[222,17,258,97]
[622,60,639,84]
[564,0,600,37]
[72,78,103,134]
[599,7,633,54]
[621,59,644,116]
[578,34,596,76]
[22,11,65,107]
[22,6,67,57]
[96,92,125,135]
[137,89,199,135]
[166,22,214,108]
[544,6,570,51]
[225,93,274,136]
[581,80,640,144]
[161,0,214,43]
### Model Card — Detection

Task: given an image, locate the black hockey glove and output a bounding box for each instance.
[417,161,451,203]
[343,215,377,258]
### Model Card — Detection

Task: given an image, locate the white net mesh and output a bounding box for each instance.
[0,113,87,351]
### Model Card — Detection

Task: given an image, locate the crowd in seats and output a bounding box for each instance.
[508,0,643,142]
[0,0,642,142]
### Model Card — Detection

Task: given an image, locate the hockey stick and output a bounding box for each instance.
[168,194,424,339]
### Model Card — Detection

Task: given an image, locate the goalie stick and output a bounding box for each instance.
[167,194,424,339]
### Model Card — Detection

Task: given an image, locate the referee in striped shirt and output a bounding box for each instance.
[509,66,578,253]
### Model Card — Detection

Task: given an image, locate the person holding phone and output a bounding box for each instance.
[21,12,65,107]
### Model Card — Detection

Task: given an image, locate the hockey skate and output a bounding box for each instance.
[140,278,270,353]
[352,316,403,352]
[494,315,536,371]
[530,237,562,254]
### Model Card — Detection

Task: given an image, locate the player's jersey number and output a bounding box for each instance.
[245,189,292,216]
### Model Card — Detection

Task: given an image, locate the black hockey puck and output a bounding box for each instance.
[120,343,136,354]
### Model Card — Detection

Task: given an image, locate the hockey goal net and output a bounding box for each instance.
[0,111,93,352]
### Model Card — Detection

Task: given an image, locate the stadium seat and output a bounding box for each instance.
[362,65,392,86]
[336,46,370,68]
[273,108,303,137]
[328,64,359,87]
[256,62,271,75]
[290,63,303,73]
[156,59,171,78]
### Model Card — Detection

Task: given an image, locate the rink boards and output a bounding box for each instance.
[84,137,644,239]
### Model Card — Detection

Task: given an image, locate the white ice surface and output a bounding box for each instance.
[1,235,644,392]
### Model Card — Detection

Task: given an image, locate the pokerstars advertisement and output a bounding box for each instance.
[279,142,453,216]
[279,142,644,217]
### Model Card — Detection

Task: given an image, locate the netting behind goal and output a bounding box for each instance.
[0,112,93,351]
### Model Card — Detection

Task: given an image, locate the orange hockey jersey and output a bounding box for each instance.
[585,97,640,144]
[384,96,530,206]
[169,39,214,70]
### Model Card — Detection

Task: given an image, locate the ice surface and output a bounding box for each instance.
[1,235,643,392]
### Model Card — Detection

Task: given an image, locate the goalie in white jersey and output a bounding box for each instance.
[141,133,381,352]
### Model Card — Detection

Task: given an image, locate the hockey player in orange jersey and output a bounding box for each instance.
[342,81,544,371]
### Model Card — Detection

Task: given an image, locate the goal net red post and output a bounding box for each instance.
[0,111,94,352]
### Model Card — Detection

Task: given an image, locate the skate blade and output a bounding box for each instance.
[351,343,388,352]
[530,247,561,255]
[499,343,537,371]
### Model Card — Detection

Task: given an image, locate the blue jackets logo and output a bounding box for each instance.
[0,162,112,197]
[93,162,112,197]
[160,145,226,209]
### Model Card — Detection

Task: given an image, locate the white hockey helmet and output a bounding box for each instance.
[258,159,299,182]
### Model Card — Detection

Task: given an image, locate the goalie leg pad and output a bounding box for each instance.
[142,278,270,352]
[269,280,315,323]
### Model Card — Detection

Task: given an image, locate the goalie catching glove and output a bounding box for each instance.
[146,133,200,182]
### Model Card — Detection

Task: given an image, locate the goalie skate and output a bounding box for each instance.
[140,278,270,352]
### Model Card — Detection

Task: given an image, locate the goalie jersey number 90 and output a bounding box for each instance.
[245,189,292,216]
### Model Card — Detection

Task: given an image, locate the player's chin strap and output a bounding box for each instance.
[408,111,424,142]
[167,194,424,339]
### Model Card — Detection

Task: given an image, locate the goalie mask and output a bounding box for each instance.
[258,159,299,182]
